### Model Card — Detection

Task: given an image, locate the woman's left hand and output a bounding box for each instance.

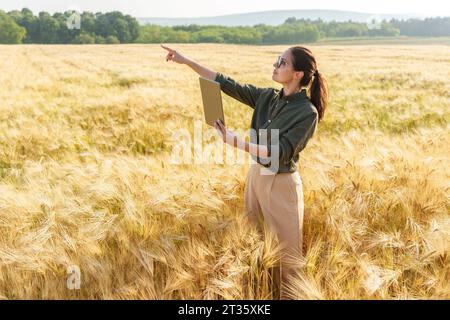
[214,119,239,146]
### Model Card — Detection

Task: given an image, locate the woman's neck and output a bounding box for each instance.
[282,82,301,97]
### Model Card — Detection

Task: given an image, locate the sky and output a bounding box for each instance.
[0,0,449,18]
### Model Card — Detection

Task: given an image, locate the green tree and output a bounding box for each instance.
[36,12,59,43]
[95,35,106,44]
[94,11,140,43]
[81,12,96,35]
[113,18,131,42]
[194,29,224,43]
[73,32,95,44]
[335,23,366,37]
[0,10,26,43]
[124,14,140,42]
[136,24,161,43]
[7,8,39,43]
[105,35,120,44]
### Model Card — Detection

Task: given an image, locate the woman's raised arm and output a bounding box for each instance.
[161,44,265,108]
[161,44,217,80]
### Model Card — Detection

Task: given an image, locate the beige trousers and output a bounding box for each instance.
[244,162,304,300]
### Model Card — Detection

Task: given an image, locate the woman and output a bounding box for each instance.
[161,44,328,299]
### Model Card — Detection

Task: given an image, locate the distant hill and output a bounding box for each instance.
[138,9,428,27]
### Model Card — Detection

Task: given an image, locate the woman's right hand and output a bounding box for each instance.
[161,44,188,65]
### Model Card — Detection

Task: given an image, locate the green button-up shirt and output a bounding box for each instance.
[215,72,318,173]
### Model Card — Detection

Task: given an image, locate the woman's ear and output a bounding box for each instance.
[295,70,304,81]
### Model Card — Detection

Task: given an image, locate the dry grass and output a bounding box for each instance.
[0,43,448,299]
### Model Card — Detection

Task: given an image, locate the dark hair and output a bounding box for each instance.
[289,46,328,122]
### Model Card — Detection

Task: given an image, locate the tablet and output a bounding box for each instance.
[199,76,225,127]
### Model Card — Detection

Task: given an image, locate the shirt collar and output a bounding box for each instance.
[276,88,307,102]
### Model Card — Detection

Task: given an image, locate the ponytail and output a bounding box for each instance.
[309,70,328,122]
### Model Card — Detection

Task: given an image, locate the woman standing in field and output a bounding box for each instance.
[161,44,328,300]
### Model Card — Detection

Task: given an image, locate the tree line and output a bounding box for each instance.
[1,8,449,44]
[135,17,450,44]
[0,8,139,44]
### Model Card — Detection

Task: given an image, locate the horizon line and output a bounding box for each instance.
[3,7,448,19]
[136,8,432,19]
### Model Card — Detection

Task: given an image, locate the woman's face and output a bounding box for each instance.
[272,49,303,85]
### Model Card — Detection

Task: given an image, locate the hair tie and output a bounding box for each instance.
[314,70,319,77]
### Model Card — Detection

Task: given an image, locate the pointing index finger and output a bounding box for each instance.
[161,44,173,52]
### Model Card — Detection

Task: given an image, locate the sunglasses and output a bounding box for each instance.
[275,56,288,68]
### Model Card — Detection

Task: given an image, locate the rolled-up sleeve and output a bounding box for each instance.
[268,112,318,164]
[214,72,265,109]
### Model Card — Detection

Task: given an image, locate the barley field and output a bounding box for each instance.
[0,43,448,299]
